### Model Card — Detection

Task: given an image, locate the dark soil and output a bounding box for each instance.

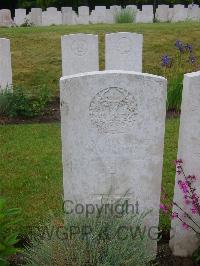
[0,98,180,125]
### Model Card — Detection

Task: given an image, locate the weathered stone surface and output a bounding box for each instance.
[62,7,73,25]
[61,33,99,76]
[0,38,12,91]
[42,7,62,26]
[0,9,12,27]
[187,4,200,21]
[31,8,42,26]
[168,7,174,22]
[105,32,143,72]
[14,9,26,26]
[136,5,153,23]
[77,6,89,25]
[156,5,169,22]
[105,9,115,24]
[90,6,106,24]
[170,71,200,257]
[171,5,188,22]
[60,70,167,255]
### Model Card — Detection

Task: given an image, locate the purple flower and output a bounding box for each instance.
[178,180,189,194]
[161,55,171,67]
[186,175,196,181]
[160,203,168,213]
[191,206,198,214]
[184,199,191,205]
[175,159,183,165]
[172,212,178,219]
[182,222,189,230]
[189,54,196,64]
[192,193,199,203]
[175,40,185,53]
[185,43,193,53]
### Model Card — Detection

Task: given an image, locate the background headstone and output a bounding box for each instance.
[42,7,62,26]
[14,9,26,26]
[91,6,106,24]
[62,7,73,25]
[77,6,89,25]
[136,5,153,23]
[126,5,137,22]
[61,33,99,76]
[170,71,200,257]
[0,38,12,91]
[187,4,200,21]
[105,9,115,24]
[31,8,42,26]
[156,5,169,22]
[172,5,188,22]
[0,9,12,27]
[105,32,143,72]
[60,70,167,255]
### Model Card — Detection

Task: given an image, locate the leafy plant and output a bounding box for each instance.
[115,8,136,23]
[0,198,21,266]
[160,159,200,262]
[24,203,154,266]
[160,40,199,112]
[0,85,51,118]
[21,18,33,27]
[167,74,183,111]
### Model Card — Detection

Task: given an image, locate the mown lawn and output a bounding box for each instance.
[0,118,179,235]
[0,22,193,236]
[0,22,200,96]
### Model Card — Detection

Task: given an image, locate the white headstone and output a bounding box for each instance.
[42,7,62,26]
[136,5,153,23]
[0,9,12,27]
[0,38,12,91]
[187,4,200,21]
[170,71,200,257]
[31,8,42,26]
[168,7,174,22]
[110,5,121,13]
[156,5,169,22]
[60,70,167,255]
[105,32,143,72]
[77,6,89,25]
[92,6,106,23]
[172,5,188,22]
[62,7,73,25]
[105,9,115,24]
[61,33,99,76]
[14,9,26,26]
[125,6,137,22]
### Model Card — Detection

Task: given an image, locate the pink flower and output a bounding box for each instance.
[175,159,183,165]
[178,181,189,194]
[184,199,191,205]
[182,222,189,230]
[172,212,178,219]
[160,203,168,213]
[192,193,199,203]
[191,207,198,214]
[187,175,196,181]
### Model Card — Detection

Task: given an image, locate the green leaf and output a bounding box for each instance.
[0,199,6,211]
[4,233,19,246]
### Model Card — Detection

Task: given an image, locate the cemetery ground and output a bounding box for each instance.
[0,22,200,264]
[0,22,200,96]
[0,117,179,230]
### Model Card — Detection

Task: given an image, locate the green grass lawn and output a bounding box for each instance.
[0,22,200,96]
[0,22,194,236]
[0,118,179,235]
